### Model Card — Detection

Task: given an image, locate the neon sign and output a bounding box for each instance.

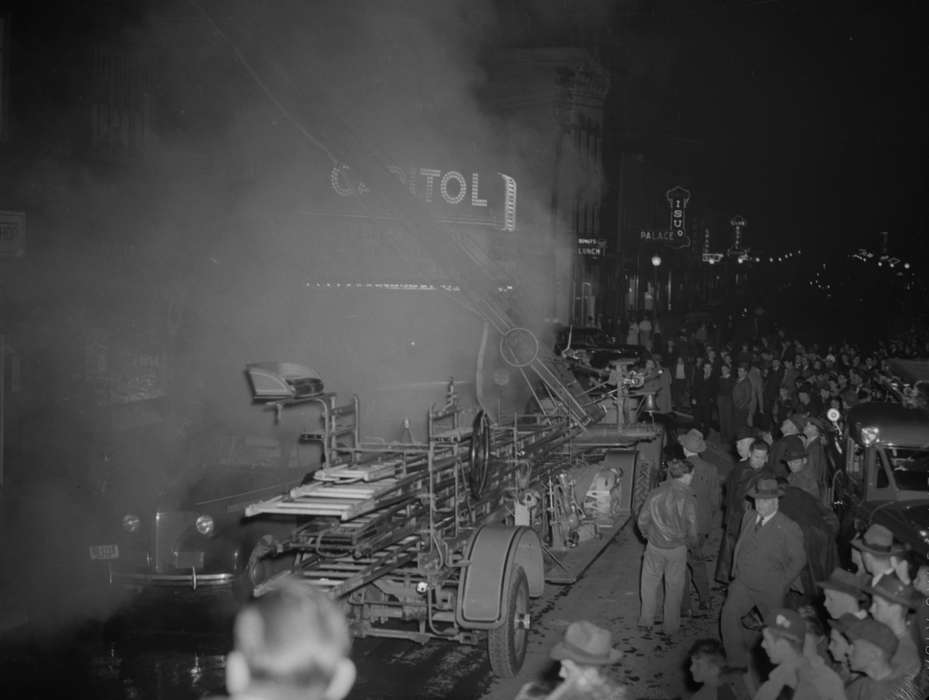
[329,164,518,231]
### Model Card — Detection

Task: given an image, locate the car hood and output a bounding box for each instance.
[867,499,929,559]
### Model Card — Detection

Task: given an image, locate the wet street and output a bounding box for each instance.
[1,526,728,700]
[1,587,500,699]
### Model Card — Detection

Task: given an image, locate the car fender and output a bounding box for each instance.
[456,525,543,629]
[205,518,293,573]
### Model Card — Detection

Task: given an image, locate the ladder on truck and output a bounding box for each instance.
[296,393,361,467]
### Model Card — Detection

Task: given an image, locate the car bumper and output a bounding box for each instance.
[106,566,237,591]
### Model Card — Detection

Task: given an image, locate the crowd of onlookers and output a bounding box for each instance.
[626,314,929,700]
[636,315,929,442]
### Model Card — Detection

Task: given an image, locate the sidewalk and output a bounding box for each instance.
[482,432,736,700]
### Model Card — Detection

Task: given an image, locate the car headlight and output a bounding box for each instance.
[861,426,879,447]
[122,514,141,533]
[195,515,214,536]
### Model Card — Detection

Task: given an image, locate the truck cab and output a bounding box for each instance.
[833,400,929,563]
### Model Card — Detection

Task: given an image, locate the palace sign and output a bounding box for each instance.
[640,230,675,242]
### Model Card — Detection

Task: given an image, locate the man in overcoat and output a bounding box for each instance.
[720,477,806,669]
[679,429,720,616]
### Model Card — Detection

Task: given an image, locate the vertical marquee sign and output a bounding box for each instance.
[665,186,691,248]
[730,215,746,251]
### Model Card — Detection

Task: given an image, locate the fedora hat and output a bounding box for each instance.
[782,435,807,462]
[816,567,865,599]
[678,429,706,454]
[747,477,784,499]
[851,523,906,557]
[786,414,808,433]
[844,617,899,658]
[865,573,918,610]
[550,621,624,666]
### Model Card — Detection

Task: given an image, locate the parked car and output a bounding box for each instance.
[88,435,305,603]
[554,326,644,382]
[830,399,929,565]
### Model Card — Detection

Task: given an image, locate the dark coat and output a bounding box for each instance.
[768,436,793,480]
[716,462,775,581]
[732,510,807,594]
[777,485,839,597]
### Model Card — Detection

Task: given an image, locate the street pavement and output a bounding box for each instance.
[480,432,735,700]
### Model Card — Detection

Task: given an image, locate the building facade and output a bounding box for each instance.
[483,48,610,327]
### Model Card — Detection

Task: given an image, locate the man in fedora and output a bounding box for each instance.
[801,415,828,497]
[755,608,845,700]
[679,428,720,617]
[865,573,921,683]
[515,621,626,699]
[783,435,819,499]
[716,438,774,585]
[841,617,921,699]
[852,523,908,586]
[721,477,806,669]
[550,620,625,667]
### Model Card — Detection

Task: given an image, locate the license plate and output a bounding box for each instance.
[89,544,120,560]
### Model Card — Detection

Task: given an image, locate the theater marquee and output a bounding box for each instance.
[328,163,518,231]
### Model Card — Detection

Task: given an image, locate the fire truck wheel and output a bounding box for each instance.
[469,410,492,499]
[488,565,530,677]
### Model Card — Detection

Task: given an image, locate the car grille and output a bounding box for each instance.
[154,511,196,572]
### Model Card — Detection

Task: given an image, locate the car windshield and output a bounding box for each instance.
[883,447,929,492]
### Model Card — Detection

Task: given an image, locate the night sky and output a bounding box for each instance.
[663,0,926,257]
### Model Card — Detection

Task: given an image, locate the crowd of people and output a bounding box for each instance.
[627,315,929,700]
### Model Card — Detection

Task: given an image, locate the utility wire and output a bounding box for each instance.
[186,0,342,167]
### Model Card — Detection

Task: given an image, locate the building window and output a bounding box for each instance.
[88,48,152,161]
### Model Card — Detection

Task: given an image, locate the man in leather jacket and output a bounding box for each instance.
[637,457,698,637]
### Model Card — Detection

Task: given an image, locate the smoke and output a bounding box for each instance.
[163,0,545,436]
[3,0,613,633]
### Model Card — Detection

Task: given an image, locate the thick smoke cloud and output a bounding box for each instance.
[3,0,616,633]
[166,0,538,438]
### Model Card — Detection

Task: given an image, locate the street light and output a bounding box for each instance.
[651,255,662,312]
